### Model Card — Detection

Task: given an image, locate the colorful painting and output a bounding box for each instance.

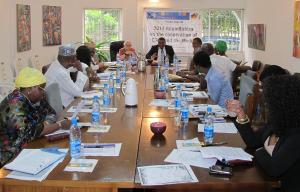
[17,4,31,52]
[248,24,266,51]
[42,5,62,46]
[293,1,300,58]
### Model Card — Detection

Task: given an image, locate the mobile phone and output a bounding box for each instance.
[209,165,233,176]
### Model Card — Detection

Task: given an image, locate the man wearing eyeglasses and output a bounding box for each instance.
[146,37,175,65]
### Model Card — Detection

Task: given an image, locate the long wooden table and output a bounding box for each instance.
[0,66,278,192]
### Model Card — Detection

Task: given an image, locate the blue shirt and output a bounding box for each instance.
[205,67,234,108]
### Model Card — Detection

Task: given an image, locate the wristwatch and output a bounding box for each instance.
[236,115,250,124]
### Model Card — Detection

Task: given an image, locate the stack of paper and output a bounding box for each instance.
[198,123,238,134]
[5,148,68,181]
[137,164,198,186]
[64,159,98,173]
[164,149,217,168]
[199,146,253,161]
[82,143,122,156]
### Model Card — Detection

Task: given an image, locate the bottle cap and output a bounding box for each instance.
[93,95,98,100]
[104,83,109,88]
[71,118,78,125]
[176,84,181,89]
[207,106,212,113]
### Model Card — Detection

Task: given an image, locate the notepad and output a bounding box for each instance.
[64,159,98,173]
[87,125,111,133]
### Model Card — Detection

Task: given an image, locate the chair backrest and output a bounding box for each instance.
[239,73,258,110]
[252,60,263,72]
[45,82,63,116]
[109,41,124,61]
[245,70,257,79]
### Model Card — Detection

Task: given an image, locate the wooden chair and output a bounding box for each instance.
[239,73,258,114]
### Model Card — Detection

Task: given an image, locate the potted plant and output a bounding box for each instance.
[85,36,109,62]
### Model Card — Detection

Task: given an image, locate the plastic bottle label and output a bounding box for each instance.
[181,109,189,120]
[103,96,110,106]
[70,139,81,158]
[204,125,214,138]
[175,99,181,108]
[92,112,100,123]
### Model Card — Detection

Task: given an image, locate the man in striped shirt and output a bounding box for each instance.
[193,51,234,108]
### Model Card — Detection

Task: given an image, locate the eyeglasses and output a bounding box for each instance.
[38,86,46,92]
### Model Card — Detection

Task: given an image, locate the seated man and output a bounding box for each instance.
[189,37,203,70]
[0,67,70,168]
[146,37,175,65]
[119,41,137,61]
[215,40,242,65]
[193,51,234,107]
[45,44,88,107]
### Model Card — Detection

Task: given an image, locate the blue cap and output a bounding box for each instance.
[182,92,187,97]
[71,118,78,125]
[207,106,212,113]
[104,83,109,88]
[93,95,99,100]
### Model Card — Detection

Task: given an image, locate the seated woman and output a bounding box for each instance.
[0,67,70,168]
[76,45,100,82]
[119,41,137,61]
[85,42,106,73]
[227,75,300,191]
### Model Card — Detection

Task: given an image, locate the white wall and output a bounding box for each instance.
[0,0,246,83]
[244,0,300,73]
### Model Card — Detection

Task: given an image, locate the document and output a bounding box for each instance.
[149,99,171,107]
[45,129,69,137]
[198,123,238,134]
[171,91,208,99]
[100,107,117,113]
[77,122,92,127]
[4,149,67,175]
[97,72,113,80]
[67,107,117,113]
[82,143,122,156]
[137,164,198,186]
[5,149,68,181]
[64,159,98,173]
[199,146,253,161]
[92,83,104,89]
[189,104,228,117]
[176,138,203,151]
[165,149,217,169]
[81,90,103,99]
[87,125,111,133]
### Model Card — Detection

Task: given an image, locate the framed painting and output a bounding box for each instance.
[247,24,266,51]
[293,0,300,58]
[42,5,62,46]
[17,4,31,52]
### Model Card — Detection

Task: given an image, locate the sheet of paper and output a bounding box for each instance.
[92,83,104,89]
[189,104,228,117]
[164,149,217,169]
[149,99,171,107]
[77,122,92,127]
[75,71,88,91]
[100,107,117,113]
[137,164,198,186]
[97,72,113,80]
[4,149,67,175]
[64,159,98,173]
[81,91,103,99]
[82,143,122,157]
[67,107,117,113]
[198,123,238,134]
[171,91,208,99]
[176,138,203,151]
[5,149,68,181]
[199,146,253,161]
[87,125,111,133]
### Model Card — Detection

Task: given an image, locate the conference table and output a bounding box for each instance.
[0,66,278,192]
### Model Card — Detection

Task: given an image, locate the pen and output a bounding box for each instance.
[203,142,227,147]
[83,144,115,148]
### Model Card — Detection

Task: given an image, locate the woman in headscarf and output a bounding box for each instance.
[0,67,70,168]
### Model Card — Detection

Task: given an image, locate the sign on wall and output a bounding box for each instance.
[144,10,202,55]
[42,5,62,46]
[16,4,31,52]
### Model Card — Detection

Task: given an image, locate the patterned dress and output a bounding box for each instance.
[0,90,56,167]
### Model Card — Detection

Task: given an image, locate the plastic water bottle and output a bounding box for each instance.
[109,73,114,95]
[204,107,214,145]
[121,61,126,82]
[116,67,121,88]
[103,83,110,106]
[116,53,121,65]
[180,92,189,124]
[175,84,182,110]
[69,118,81,159]
[91,96,100,129]
[173,54,179,72]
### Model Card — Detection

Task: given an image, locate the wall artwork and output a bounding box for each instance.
[293,0,300,58]
[247,24,266,51]
[42,5,62,46]
[17,4,31,52]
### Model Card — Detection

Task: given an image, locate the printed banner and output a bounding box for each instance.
[144,11,202,55]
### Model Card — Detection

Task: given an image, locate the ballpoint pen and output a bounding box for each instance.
[203,141,227,147]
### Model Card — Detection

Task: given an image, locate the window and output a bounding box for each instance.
[84,9,122,48]
[202,9,243,51]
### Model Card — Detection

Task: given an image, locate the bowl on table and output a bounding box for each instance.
[150,122,167,135]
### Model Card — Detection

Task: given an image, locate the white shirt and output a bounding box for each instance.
[157,47,167,63]
[45,60,88,107]
[68,62,89,75]
[210,54,237,83]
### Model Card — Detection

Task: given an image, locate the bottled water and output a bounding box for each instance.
[204,107,214,145]
[121,61,126,83]
[91,96,100,129]
[103,83,110,106]
[173,54,179,72]
[180,92,189,124]
[109,73,115,95]
[116,67,121,88]
[175,84,182,110]
[69,118,81,159]
[116,53,121,65]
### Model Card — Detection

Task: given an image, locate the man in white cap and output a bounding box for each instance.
[45,44,88,107]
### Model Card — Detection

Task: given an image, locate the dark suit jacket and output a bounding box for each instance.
[146,45,175,64]
[234,121,300,192]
